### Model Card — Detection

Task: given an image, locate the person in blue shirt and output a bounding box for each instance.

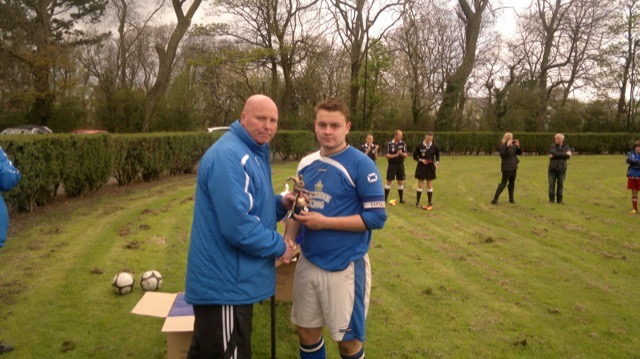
[0,147,22,355]
[185,95,296,358]
[626,140,640,214]
[284,97,387,359]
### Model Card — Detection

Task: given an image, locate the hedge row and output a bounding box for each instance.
[1,131,638,212]
[344,132,640,156]
[0,133,219,212]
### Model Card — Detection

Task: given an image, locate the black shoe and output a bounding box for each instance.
[415,203,420,208]
[509,200,515,204]
[0,342,14,354]
[491,200,497,205]
[400,200,405,204]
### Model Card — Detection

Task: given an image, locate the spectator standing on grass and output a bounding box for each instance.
[491,132,522,205]
[0,147,22,355]
[384,129,409,203]
[184,94,296,358]
[413,131,440,210]
[284,97,387,359]
[548,133,572,204]
[626,140,640,214]
[360,133,379,162]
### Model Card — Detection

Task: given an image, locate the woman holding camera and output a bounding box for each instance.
[491,132,522,205]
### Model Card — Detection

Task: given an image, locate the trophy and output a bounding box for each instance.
[285,175,309,219]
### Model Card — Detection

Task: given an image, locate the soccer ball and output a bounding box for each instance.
[112,272,135,294]
[140,270,163,291]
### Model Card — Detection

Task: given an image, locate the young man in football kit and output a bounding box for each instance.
[284,97,387,359]
[360,133,379,162]
[384,129,409,203]
[412,131,440,210]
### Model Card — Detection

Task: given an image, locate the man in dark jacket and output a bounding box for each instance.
[548,133,572,204]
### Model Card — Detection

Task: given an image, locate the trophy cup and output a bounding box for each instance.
[285,175,309,219]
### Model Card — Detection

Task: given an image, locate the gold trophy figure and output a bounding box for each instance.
[285,175,309,219]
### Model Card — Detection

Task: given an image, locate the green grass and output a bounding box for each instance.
[0,155,638,358]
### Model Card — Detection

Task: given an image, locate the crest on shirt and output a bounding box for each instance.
[315,180,324,192]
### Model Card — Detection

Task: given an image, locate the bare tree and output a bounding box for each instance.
[559,0,610,105]
[389,0,459,126]
[605,0,640,128]
[140,0,202,132]
[435,0,490,131]
[212,0,322,123]
[327,0,404,125]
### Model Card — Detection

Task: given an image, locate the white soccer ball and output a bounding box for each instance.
[112,272,135,295]
[140,270,163,291]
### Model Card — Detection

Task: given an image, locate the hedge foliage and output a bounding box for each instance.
[0,132,218,212]
[346,131,640,155]
[0,131,638,212]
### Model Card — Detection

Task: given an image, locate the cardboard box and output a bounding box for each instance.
[131,260,297,359]
[131,292,194,359]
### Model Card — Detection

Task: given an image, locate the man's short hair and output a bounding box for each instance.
[634,140,640,149]
[315,97,350,122]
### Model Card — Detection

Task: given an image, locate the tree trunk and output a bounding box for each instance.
[435,0,487,131]
[141,0,202,132]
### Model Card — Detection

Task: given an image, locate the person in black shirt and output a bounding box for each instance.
[360,133,379,162]
[413,132,440,210]
[385,129,409,203]
[548,133,572,204]
[491,132,522,205]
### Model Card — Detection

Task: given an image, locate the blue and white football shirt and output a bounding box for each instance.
[296,145,387,271]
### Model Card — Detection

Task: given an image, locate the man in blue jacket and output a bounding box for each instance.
[0,147,22,355]
[185,95,296,358]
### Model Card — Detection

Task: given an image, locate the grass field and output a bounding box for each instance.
[0,154,638,358]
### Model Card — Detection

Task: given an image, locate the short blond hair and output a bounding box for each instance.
[501,132,513,144]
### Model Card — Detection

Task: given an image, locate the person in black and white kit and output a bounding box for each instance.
[413,131,440,210]
[385,129,409,203]
[360,133,379,162]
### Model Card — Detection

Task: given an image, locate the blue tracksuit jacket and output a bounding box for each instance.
[185,120,287,305]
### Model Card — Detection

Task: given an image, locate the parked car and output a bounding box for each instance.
[72,129,109,134]
[1,125,53,135]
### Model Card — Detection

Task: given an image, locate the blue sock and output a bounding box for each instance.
[300,337,325,359]
[341,347,365,359]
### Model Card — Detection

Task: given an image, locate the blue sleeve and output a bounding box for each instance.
[207,150,285,258]
[356,158,387,230]
[274,194,287,221]
[0,149,21,192]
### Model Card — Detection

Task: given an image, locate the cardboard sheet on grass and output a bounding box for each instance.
[131,259,297,359]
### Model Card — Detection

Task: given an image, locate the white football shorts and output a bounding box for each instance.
[291,252,371,342]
